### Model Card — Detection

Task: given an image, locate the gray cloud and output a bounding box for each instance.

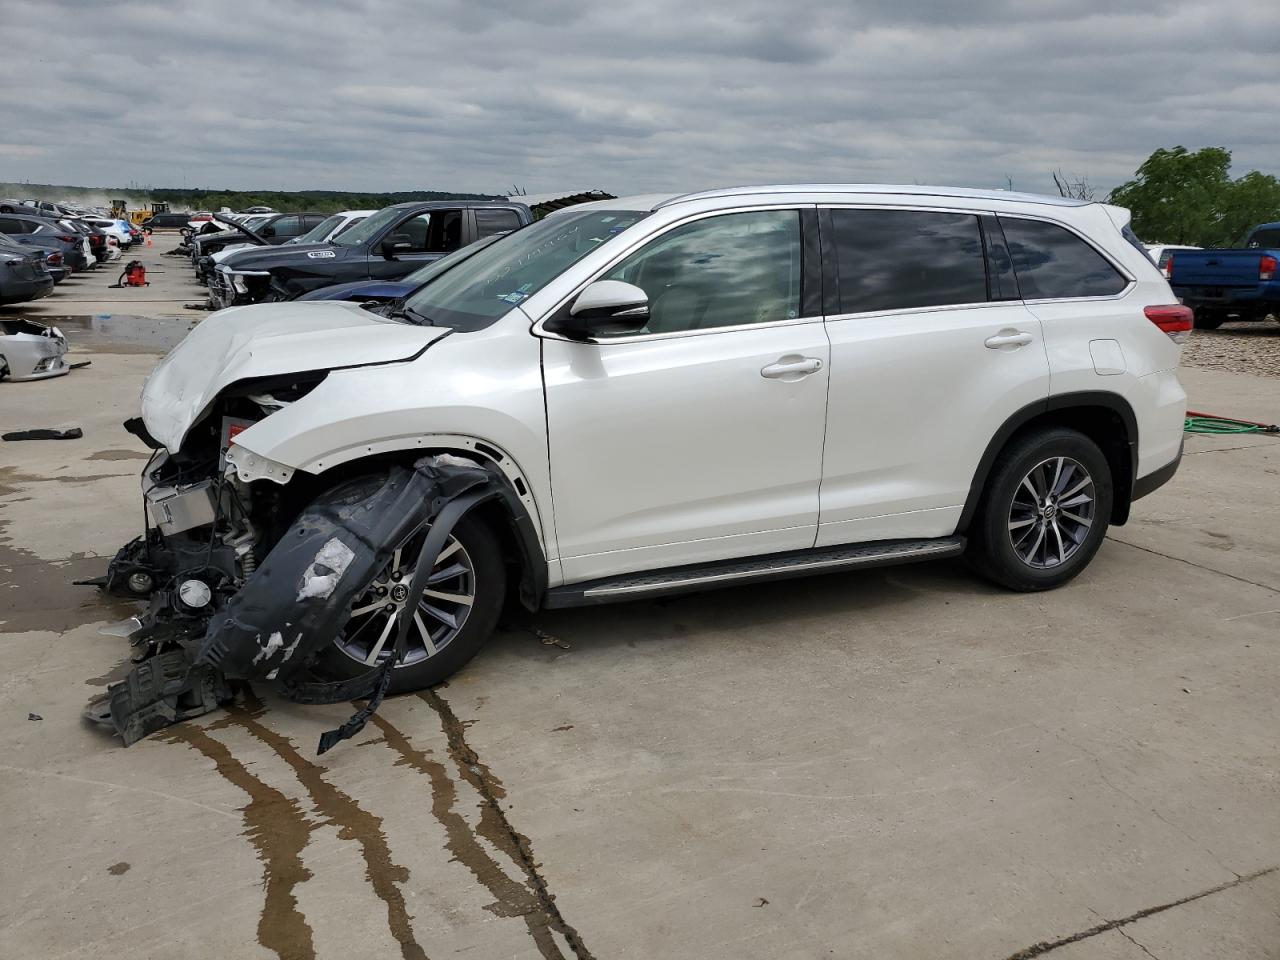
[1,0,1276,199]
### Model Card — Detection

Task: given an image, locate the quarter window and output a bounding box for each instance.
[829,209,988,314]
[267,216,300,238]
[1000,217,1128,299]
[475,208,522,239]
[602,210,802,334]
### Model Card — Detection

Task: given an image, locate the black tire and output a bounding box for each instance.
[967,427,1113,592]
[1193,309,1225,330]
[314,514,506,693]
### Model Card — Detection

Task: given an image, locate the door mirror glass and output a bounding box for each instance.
[547,281,650,340]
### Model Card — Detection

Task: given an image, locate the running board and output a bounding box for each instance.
[545,536,965,608]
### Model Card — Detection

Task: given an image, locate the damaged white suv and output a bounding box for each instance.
[93,185,1189,749]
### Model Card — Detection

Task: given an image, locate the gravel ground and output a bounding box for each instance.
[1181,316,1280,378]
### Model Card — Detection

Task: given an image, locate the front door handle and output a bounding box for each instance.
[761,357,823,380]
[984,330,1034,349]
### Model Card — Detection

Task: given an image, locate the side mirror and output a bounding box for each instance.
[260,225,275,238]
[381,237,411,260]
[546,280,649,340]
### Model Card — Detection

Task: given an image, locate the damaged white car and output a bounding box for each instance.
[88,185,1189,751]
[0,319,69,381]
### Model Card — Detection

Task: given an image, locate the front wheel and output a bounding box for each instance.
[313,514,506,693]
[967,428,1113,591]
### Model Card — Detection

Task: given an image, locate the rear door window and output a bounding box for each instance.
[268,216,302,239]
[827,209,988,314]
[999,217,1128,299]
[475,208,522,239]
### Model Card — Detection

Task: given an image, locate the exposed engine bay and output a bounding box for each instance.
[83,387,506,753]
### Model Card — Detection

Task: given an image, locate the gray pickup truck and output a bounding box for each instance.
[1169,222,1280,329]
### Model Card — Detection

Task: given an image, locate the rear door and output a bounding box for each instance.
[817,207,1050,546]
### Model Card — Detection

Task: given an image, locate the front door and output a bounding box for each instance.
[817,207,1051,546]
[368,209,466,279]
[542,208,830,583]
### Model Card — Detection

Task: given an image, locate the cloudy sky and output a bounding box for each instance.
[2,0,1276,199]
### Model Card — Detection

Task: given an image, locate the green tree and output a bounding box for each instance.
[1109,147,1280,247]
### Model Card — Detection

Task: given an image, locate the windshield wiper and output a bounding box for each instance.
[385,298,433,326]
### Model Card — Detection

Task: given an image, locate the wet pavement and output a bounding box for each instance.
[1,281,1278,958]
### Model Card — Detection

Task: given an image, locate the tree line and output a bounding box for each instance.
[148,187,499,215]
[1056,147,1280,247]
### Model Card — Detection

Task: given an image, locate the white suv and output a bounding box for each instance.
[107,184,1189,705]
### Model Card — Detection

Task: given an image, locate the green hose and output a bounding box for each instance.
[1184,415,1278,435]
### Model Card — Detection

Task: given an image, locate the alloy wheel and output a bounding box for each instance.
[334,534,475,667]
[1007,456,1096,569]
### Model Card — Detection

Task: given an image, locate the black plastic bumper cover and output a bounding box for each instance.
[1131,443,1183,502]
[196,455,492,686]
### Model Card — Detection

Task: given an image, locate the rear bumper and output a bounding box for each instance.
[1174,284,1276,308]
[1132,442,1182,502]
[0,276,55,304]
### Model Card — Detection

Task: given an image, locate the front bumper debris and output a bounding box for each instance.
[85,454,498,752]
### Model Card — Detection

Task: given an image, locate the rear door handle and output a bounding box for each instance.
[984,330,1034,349]
[761,357,823,380]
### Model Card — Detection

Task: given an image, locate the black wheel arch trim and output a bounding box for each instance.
[958,391,1139,533]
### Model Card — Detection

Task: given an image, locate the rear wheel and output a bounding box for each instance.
[967,428,1113,591]
[314,515,506,693]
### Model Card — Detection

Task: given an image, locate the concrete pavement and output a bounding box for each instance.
[1,314,1277,959]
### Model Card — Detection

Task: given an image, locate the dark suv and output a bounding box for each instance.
[210,201,531,306]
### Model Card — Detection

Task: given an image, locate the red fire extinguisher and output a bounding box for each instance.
[111,260,150,288]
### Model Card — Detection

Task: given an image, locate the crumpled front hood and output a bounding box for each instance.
[141,301,447,451]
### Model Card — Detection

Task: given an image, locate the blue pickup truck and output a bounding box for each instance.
[1169,222,1280,329]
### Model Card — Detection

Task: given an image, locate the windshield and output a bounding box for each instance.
[401,233,504,286]
[1248,227,1280,248]
[332,206,404,248]
[403,209,647,329]
[293,214,342,245]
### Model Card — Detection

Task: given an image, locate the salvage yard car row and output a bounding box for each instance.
[0,207,144,306]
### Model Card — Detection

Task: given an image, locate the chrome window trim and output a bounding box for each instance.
[823,300,1015,324]
[531,203,820,343]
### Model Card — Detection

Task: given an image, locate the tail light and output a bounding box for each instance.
[57,235,77,243]
[1145,304,1193,344]
[1163,254,1174,279]
[1261,255,1277,281]
[47,251,63,265]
